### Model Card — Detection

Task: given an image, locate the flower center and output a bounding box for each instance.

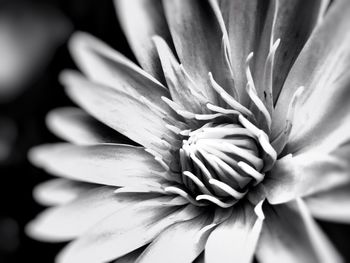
[157,50,290,208]
[177,120,270,208]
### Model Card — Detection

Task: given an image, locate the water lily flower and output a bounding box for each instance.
[27,0,350,262]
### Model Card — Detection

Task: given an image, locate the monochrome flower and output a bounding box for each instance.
[27,0,350,262]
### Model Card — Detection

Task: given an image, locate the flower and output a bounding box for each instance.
[27,0,350,262]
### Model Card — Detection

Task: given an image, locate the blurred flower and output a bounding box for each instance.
[0,3,72,103]
[27,0,350,262]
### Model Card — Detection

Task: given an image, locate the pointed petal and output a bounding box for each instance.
[264,144,350,204]
[218,0,266,100]
[33,179,96,207]
[271,0,329,102]
[57,204,201,263]
[47,107,124,145]
[61,71,175,153]
[287,69,350,154]
[27,187,148,241]
[273,0,350,137]
[163,0,235,103]
[29,143,165,187]
[205,202,264,263]
[115,0,173,82]
[306,184,350,223]
[68,32,171,112]
[136,215,210,263]
[153,36,208,114]
[256,200,342,263]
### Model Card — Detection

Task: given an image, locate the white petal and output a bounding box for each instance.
[27,187,145,241]
[287,70,350,155]
[68,32,172,113]
[218,0,265,101]
[47,107,123,145]
[153,36,208,114]
[57,204,201,263]
[270,0,329,102]
[115,0,173,82]
[136,215,210,263]
[163,0,235,103]
[306,184,350,223]
[61,71,176,154]
[273,0,350,138]
[33,178,95,206]
[29,143,165,187]
[256,200,342,263]
[205,202,264,263]
[264,144,350,204]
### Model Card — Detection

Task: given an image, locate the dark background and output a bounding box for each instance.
[0,0,133,262]
[0,0,349,262]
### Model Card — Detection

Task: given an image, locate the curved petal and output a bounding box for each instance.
[256,199,342,263]
[33,178,96,207]
[273,0,350,137]
[153,36,208,114]
[115,0,173,82]
[204,203,264,263]
[271,0,329,102]
[253,0,329,103]
[61,71,177,154]
[68,32,171,112]
[306,184,350,223]
[136,215,210,263]
[56,204,201,263]
[29,143,165,187]
[47,107,125,145]
[163,0,235,103]
[27,187,147,241]
[218,0,265,100]
[287,68,350,154]
[264,143,350,204]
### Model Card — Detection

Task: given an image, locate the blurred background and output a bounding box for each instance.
[0,0,133,262]
[0,0,349,262]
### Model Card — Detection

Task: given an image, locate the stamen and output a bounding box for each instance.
[154,156,170,171]
[245,53,272,132]
[206,103,240,116]
[189,153,213,182]
[176,109,196,119]
[183,171,212,195]
[208,73,253,117]
[206,153,251,188]
[237,161,265,185]
[161,96,183,112]
[165,124,182,135]
[203,140,263,171]
[209,179,247,199]
[196,195,237,208]
[257,133,277,172]
[194,113,224,120]
[262,38,281,113]
[285,86,304,133]
[164,186,205,206]
[271,86,304,154]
